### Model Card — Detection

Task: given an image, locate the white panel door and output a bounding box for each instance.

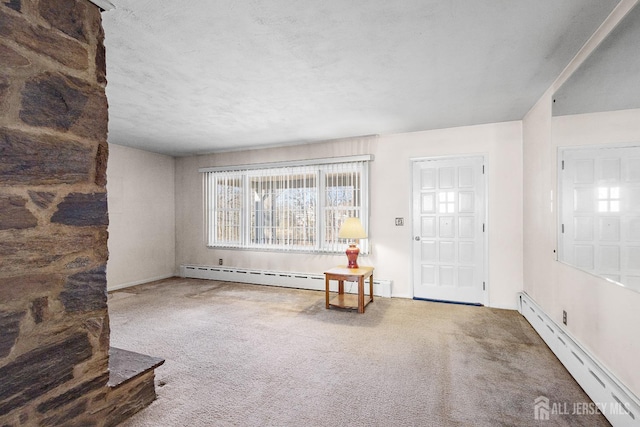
[412,157,486,304]
[560,146,640,290]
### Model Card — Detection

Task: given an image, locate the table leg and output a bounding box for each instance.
[358,277,364,313]
[338,280,344,295]
[325,275,329,309]
[370,274,374,303]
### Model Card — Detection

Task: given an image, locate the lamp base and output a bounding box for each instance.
[345,243,360,269]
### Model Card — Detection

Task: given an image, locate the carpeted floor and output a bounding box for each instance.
[108,277,610,426]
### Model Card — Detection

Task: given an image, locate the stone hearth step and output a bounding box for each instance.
[108,347,164,387]
[106,347,164,425]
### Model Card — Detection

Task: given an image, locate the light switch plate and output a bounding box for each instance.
[395,218,404,226]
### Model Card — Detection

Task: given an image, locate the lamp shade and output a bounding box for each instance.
[338,217,367,239]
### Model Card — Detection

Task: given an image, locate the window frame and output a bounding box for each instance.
[200,155,371,254]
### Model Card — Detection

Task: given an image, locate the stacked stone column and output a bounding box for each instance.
[1,0,112,425]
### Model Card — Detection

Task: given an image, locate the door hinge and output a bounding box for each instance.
[561,224,565,233]
[483,281,486,291]
[482,165,485,174]
[482,223,485,232]
[561,160,565,170]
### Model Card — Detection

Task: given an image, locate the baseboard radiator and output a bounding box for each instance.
[179,264,392,298]
[518,292,640,427]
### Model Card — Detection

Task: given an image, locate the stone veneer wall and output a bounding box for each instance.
[0,0,112,425]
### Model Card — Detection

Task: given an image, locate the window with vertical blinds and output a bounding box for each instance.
[201,156,370,253]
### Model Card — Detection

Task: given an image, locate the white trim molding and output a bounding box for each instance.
[107,274,174,292]
[180,264,392,298]
[518,292,640,427]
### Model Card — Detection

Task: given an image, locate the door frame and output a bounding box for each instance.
[410,154,490,306]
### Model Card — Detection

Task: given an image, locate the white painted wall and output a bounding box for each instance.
[522,0,640,399]
[524,105,640,399]
[175,122,523,308]
[106,144,176,290]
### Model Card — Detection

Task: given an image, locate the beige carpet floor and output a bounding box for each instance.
[107,277,609,427]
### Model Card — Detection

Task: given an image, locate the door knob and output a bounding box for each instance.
[414,236,421,241]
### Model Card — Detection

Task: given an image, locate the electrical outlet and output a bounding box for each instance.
[562,310,567,326]
[218,258,223,266]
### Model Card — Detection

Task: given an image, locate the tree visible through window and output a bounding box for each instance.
[203,158,369,253]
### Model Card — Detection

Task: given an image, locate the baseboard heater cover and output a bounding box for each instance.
[179,264,392,298]
[518,292,640,427]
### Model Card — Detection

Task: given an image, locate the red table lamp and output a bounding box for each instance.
[338,217,367,269]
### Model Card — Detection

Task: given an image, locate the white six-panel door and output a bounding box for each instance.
[412,157,486,304]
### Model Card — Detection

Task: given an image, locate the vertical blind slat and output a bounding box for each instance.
[204,160,368,253]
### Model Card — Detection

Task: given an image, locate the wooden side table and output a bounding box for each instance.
[324,266,374,313]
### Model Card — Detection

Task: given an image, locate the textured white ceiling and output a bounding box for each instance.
[102,1,620,156]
